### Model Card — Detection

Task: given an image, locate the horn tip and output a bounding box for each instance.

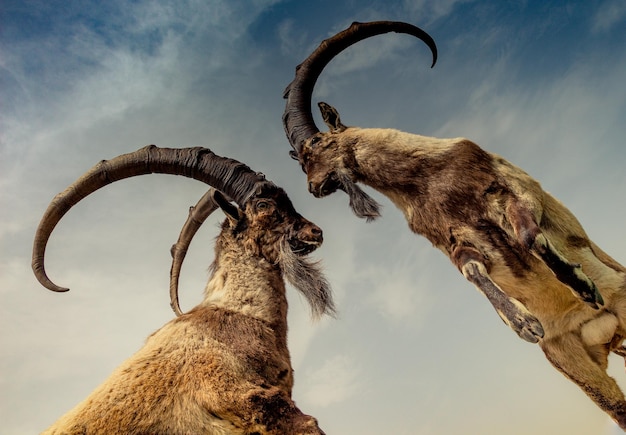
[33,264,70,292]
[170,301,184,317]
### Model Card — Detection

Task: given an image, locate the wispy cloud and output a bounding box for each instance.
[403,0,477,25]
[362,253,435,326]
[301,354,361,407]
[2,1,625,434]
[591,0,626,33]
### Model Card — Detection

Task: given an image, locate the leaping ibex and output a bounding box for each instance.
[283,20,626,429]
[33,145,334,434]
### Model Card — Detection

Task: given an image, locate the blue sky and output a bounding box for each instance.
[1,1,625,433]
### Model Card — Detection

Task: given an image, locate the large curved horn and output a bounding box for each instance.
[32,145,272,293]
[169,188,223,317]
[283,21,437,158]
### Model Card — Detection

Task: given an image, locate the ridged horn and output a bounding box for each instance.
[32,145,273,293]
[283,20,437,159]
[169,188,224,316]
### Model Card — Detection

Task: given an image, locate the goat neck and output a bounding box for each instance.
[201,221,289,328]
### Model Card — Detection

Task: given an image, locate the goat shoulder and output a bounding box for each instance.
[43,231,294,434]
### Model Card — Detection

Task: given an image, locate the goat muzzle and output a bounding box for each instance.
[309,174,340,198]
[289,223,323,256]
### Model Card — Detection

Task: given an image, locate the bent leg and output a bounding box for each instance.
[453,245,544,343]
[542,333,626,429]
[462,260,544,343]
[532,233,603,307]
[505,200,603,308]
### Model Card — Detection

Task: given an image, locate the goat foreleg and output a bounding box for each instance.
[453,245,544,343]
[505,200,603,308]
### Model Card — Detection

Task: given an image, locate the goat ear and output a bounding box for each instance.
[318,101,347,133]
[213,190,241,223]
[289,150,300,160]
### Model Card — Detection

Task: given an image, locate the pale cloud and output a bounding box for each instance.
[435,46,626,169]
[301,354,361,407]
[278,18,310,58]
[3,1,626,434]
[591,0,626,33]
[352,224,439,327]
[403,0,477,24]
[364,262,432,326]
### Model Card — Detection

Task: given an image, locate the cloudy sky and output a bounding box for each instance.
[2,0,625,433]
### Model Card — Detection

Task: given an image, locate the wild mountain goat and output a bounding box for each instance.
[32,145,335,434]
[283,21,626,428]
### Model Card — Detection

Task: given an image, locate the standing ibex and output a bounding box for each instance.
[32,145,335,434]
[283,21,626,429]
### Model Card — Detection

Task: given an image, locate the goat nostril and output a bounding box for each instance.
[311,226,322,237]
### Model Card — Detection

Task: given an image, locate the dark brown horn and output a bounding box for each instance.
[169,188,223,316]
[32,145,273,293]
[283,21,437,159]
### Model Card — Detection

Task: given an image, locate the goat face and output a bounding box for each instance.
[300,134,348,198]
[231,186,323,264]
[296,101,350,198]
[298,105,381,221]
[283,21,436,217]
[224,186,334,319]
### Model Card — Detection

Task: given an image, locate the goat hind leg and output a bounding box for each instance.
[506,200,603,308]
[534,233,603,307]
[542,333,626,429]
[455,247,544,343]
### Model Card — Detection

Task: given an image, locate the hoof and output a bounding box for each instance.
[499,298,544,343]
[515,313,545,343]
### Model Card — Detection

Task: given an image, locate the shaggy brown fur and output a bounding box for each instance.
[43,191,332,434]
[170,189,333,320]
[282,19,625,429]
[297,102,626,428]
[33,147,333,434]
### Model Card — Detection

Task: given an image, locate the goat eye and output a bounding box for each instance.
[256,201,269,210]
[310,136,321,146]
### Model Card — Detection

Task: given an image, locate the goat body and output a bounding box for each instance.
[302,119,626,427]
[46,223,319,434]
[281,21,626,428]
[33,147,331,434]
